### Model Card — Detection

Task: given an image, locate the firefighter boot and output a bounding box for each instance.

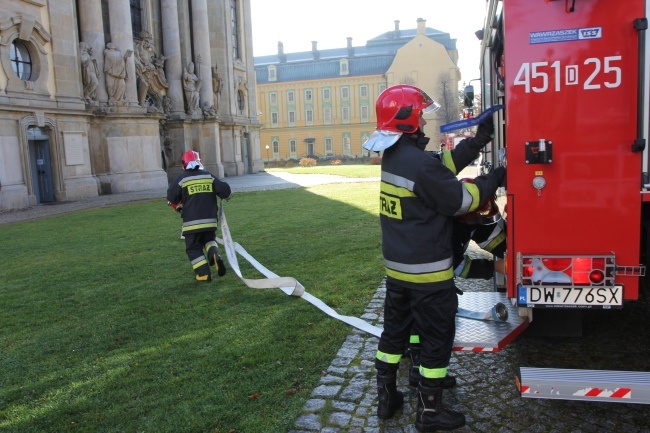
[408,346,456,389]
[415,382,466,432]
[194,257,212,282]
[376,373,404,420]
[206,243,226,277]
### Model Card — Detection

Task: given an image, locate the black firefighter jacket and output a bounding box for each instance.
[379,133,501,290]
[167,168,232,234]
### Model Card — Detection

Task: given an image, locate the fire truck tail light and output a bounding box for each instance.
[542,258,571,271]
[518,254,616,287]
[589,270,605,284]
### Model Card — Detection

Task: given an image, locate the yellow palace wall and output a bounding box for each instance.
[257,74,387,160]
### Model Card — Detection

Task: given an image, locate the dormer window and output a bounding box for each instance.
[268,65,277,81]
[339,59,349,76]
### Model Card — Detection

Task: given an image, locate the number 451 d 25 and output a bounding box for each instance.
[514,56,622,93]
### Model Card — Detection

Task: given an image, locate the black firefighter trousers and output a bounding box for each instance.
[184,230,217,277]
[377,280,458,379]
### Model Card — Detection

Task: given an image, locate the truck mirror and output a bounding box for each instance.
[463,85,474,107]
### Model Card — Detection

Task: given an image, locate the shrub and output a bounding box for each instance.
[299,157,317,167]
[276,159,287,167]
[370,156,382,165]
[329,159,342,165]
[285,160,295,168]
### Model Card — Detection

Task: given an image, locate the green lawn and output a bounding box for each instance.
[265,164,380,178]
[0,183,383,433]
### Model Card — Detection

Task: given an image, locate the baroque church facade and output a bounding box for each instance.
[0,0,262,212]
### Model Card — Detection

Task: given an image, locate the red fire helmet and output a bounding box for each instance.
[181,150,200,169]
[375,85,440,134]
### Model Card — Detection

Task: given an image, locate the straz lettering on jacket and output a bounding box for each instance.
[184,178,214,195]
[379,177,416,220]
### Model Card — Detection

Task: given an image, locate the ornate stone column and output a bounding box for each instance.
[107,0,138,107]
[161,0,185,117]
[78,0,108,104]
[190,0,214,107]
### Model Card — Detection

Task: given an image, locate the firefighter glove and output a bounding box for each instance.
[475,117,495,146]
[492,166,506,188]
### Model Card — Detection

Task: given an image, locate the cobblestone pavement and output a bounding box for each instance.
[289,258,650,433]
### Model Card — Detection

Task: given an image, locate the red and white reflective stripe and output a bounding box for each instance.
[573,387,632,399]
[521,385,531,394]
[453,346,499,352]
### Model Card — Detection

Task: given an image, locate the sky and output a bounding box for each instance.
[249,0,489,85]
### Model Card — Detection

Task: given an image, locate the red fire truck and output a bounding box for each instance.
[460,0,650,403]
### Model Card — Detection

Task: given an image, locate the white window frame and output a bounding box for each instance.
[289,139,297,158]
[341,106,350,124]
[324,137,333,154]
[360,105,369,122]
[323,107,332,125]
[272,139,280,158]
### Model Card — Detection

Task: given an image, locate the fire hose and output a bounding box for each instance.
[214,202,508,339]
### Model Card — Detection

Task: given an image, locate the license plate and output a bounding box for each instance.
[518,285,623,307]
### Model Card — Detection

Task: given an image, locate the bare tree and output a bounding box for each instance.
[435,71,460,126]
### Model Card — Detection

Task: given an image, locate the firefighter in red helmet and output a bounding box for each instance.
[364,85,505,431]
[167,150,232,282]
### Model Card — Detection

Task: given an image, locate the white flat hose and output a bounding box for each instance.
[216,203,384,338]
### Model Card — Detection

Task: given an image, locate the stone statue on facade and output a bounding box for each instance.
[133,31,169,109]
[79,42,100,106]
[104,43,132,107]
[202,101,217,119]
[162,96,172,114]
[183,61,202,115]
[212,64,223,112]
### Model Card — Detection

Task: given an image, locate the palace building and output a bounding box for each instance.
[254,19,460,161]
[0,0,262,212]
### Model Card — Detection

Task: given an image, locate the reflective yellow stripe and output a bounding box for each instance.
[410,335,420,344]
[459,257,472,278]
[381,172,415,191]
[182,222,218,233]
[419,365,448,379]
[386,266,454,284]
[192,258,208,269]
[376,350,403,364]
[483,231,506,253]
[464,182,481,212]
[441,150,457,175]
[381,182,416,198]
[205,240,218,249]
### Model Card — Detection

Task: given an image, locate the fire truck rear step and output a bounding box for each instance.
[516,367,650,404]
[454,292,529,352]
